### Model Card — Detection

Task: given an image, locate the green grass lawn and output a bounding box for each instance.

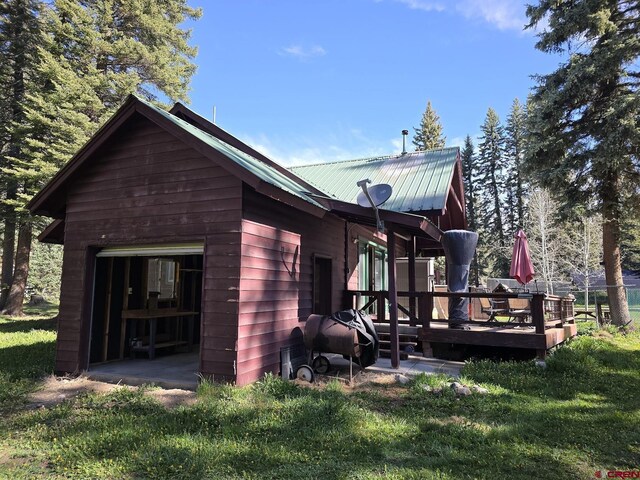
[1,308,639,479]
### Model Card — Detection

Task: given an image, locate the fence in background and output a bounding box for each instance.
[485,278,639,324]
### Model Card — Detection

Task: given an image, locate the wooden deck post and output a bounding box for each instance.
[531,293,545,335]
[387,230,400,368]
[376,291,385,323]
[408,236,416,324]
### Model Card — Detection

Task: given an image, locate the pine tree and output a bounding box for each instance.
[461,135,477,232]
[1,0,202,315]
[476,108,509,276]
[505,98,527,234]
[0,0,42,312]
[525,0,640,325]
[461,135,482,284]
[412,100,446,151]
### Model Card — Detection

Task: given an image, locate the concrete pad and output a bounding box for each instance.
[368,355,464,377]
[324,353,463,378]
[87,351,199,390]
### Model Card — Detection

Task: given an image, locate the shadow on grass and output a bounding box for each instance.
[0,317,57,334]
[0,341,56,379]
[3,333,639,479]
[8,378,599,480]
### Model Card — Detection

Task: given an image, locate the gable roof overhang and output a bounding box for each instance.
[38,219,65,244]
[28,95,327,219]
[28,96,455,253]
[309,193,443,243]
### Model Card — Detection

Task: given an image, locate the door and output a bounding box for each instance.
[358,242,387,313]
[313,255,332,315]
[358,242,387,291]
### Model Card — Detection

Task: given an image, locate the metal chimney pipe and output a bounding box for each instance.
[401,129,408,155]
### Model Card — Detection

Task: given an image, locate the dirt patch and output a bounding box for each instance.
[0,448,29,469]
[27,375,196,410]
[145,388,197,408]
[295,369,408,392]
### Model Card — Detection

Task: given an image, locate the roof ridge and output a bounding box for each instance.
[289,146,459,170]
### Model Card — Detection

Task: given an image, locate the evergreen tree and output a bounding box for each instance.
[0,0,42,311]
[476,108,509,276]
[621,214,640,273]
[412,100,446,151]
[461,135,477,232]
[461,135,481,285]
[1,0,202,315]
[505,98,527,233]
[525,0,640,326]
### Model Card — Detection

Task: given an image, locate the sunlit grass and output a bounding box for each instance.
[0,305,57,413]
[1,308,639,479]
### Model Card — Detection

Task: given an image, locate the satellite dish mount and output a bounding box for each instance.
[356,179,392,232]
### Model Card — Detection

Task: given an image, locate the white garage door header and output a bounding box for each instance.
[96,244,204,257]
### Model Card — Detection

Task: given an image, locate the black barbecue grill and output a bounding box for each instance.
[301,309,379,380]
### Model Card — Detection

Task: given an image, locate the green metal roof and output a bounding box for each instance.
[135,96,327,210]
[139,97,457,215]
[289,148,460,213]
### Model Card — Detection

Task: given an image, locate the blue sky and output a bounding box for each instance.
[185,0,561,166]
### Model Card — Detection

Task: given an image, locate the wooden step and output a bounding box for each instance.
[378,339,418,347]
[373,323,419,335]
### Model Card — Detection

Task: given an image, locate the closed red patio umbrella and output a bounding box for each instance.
[510,230,535,286]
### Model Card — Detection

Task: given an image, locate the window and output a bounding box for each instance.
[146,258,177,300]
[358,242,387,291]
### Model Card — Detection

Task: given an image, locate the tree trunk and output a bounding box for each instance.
[0,215,16,309]
[602,198,631,326]
[1,1,27,310]
[2,222,32,316]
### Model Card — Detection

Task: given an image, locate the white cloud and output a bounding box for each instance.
[447,132,483,149]
[394,0,445,12]
[279,44,327,60]
[455,0,527,32]
[386,0,528,32]
[447,135,467,148]
[390,137,404,152]
[241,132,393,167]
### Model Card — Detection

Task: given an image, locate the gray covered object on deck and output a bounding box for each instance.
[441,230,479,324]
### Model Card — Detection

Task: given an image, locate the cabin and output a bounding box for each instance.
[30,95,466,386]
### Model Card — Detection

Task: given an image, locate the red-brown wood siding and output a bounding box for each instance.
[235,219,302,385]
[237,187,388,384]
[55,113,242,380]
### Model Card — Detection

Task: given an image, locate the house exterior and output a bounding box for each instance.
[29,95,466,385]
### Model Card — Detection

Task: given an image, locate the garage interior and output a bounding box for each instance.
[87,247,203,388]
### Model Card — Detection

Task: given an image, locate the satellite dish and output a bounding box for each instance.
[357,183,393,208]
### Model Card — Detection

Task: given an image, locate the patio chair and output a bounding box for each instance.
[507,297,531,323]
[478,296,508,322]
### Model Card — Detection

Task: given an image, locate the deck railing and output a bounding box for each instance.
[345,290,575,334]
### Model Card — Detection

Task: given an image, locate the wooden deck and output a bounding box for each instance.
[419,320,577,352]
[347,290,578,359]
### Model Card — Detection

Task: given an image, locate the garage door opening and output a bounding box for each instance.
[87,245,203,388]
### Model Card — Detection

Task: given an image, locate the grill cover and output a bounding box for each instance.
[441,230,479,323]
[304,309,379,368]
